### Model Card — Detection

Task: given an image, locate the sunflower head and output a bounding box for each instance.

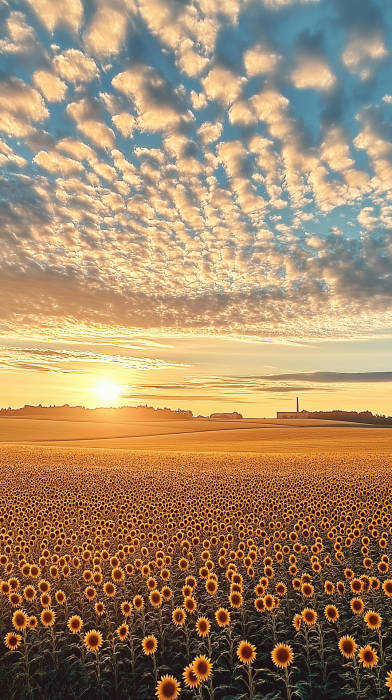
[196,617,210,637]
[271,644,293,668]
[41,609,55,627]
[302,608,317,626]
[68,615,83,634]
[4,632,21,651]
[325,605,339,623]
[142,635,158,655]
[364,610,382,630]
[338,635,357,659]
[84,630,103,652]
[117,623,129,641]
[237,640,256,665]
[358,645,378,668]
[155,675,181,700]
[172,608,186,626]
[183,664,200,689]
[192,655,212,680]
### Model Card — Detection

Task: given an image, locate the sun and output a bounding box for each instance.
[94,380,122,405]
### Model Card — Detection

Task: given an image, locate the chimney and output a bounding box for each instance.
[296,396,299,413]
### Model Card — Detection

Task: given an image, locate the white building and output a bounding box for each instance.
[276,397,309,419]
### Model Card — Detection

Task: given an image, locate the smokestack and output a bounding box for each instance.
[296,396,299,413]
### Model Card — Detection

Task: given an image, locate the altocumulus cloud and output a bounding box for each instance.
[0,0,392,341]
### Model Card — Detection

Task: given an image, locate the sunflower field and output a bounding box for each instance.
[1,445,392,700]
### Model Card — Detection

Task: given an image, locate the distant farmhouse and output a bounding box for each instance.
[276,397,309,419]
[210,412,243,420]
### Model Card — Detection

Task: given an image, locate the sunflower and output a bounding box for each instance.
[117,623,129,641]
[196,617,210,637]
[302,608,317,626]
[264,594,275,611]
[84,630,103,652]
[254,597,265,612]
[41,609,55,627]
[229,591,243,608]
[301,583,314,598]
[172,608,186,626]
[162,586,172,600]
[38,579,50,593]
[150,590,162,607]
[23,586,36,601]
[12,610,28,631]
[336,581,345,595]
[183,664,200,689]
[271,644,293,669]
[275,582,287,596]
[103,582,116,598]
[386,670,392,694]
[237,640,256,665]
[68,615,83,634]
[186,576,196,589]
[55,590,66,604]
[350,579,363,594]
[325,605,339,623]
[364,611,382,630]
[143,635,158,655]
[155,675,181,700]
[85,586,96,600]
[324,581,334,595]
[40,593,51,607]
[9,593,22,608]
[112,567,124,583]
[133,595,144,610]
[184,596,197,613]
[95,602,105,616]
[121,601,132,616]
[192,655,212,680]
[293,614,302,631]
[0,581,10,595]
[382,580,392,597]
[358,646,378,668]
[350,598,364,615]
[205,579,218,595]
[215,608,230,627]
[28,616,37,629]
[147,577,157,591]
[4,632,21,651]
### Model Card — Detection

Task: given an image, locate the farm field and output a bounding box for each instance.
[1,444,392,699]
[1,417,391,453]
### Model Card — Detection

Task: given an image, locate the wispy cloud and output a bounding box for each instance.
[0,346,187,373]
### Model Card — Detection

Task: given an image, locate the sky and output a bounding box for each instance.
[0,0,392,417]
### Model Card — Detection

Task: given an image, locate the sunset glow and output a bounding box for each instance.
[93,380,123,406]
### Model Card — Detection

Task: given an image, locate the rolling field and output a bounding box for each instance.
[1,426,392,699]
[1,417,391,452]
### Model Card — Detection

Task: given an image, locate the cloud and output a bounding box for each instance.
[0,345,188,374]
[53,50,99,84]
[202,65,243,106]
[197,121,223,145]
[84,0,133,58]
[24,0,83,33]
[0,76,48,137]
[112,65,194,132]
[67,99,116,149]
[33,71,67,102]
[291,59,336,91]
[0,11,46,59]
[342,34,388,79]
[244,45,280,76]
[33,150,84,176]
[257,372,392,383]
